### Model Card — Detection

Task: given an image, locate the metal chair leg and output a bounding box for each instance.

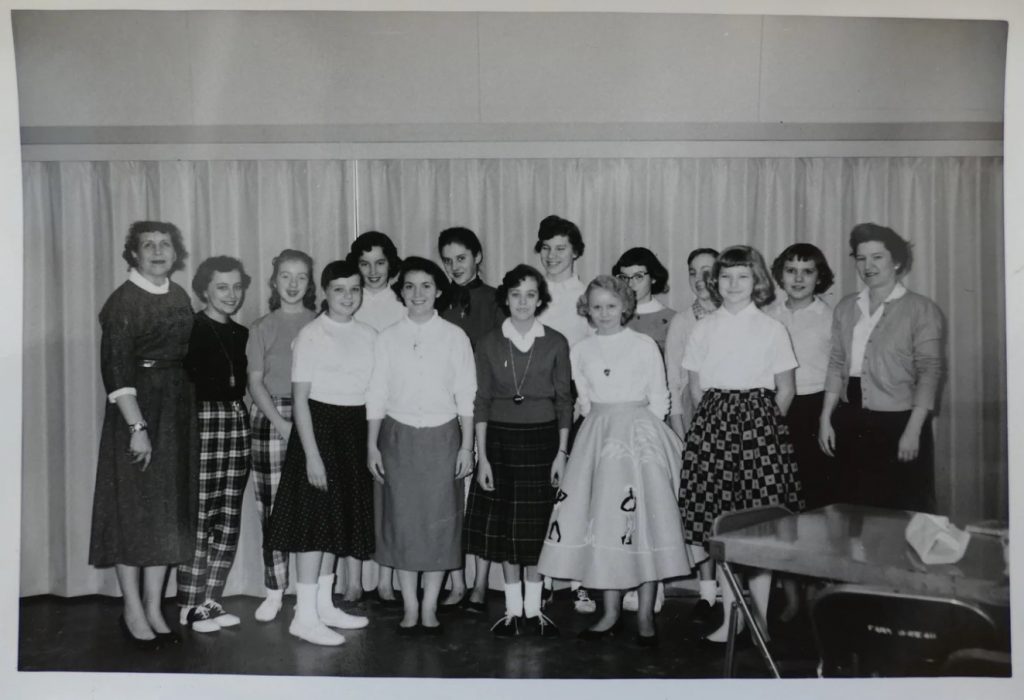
[725,601,739,677]
[720,562,780,678]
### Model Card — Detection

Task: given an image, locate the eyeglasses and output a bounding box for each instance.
[616,272,649,283]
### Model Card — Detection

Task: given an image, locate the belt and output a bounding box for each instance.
[137,358,182,369]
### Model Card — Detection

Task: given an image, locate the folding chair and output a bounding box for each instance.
[712,504,793,677]
[811,584,1002,677]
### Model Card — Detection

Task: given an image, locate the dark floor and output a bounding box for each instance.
[18,590,820,678]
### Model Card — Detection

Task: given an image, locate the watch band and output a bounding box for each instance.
[128,421,148,434]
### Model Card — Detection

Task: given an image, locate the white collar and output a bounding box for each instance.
[404,310,438,328]
[781,295,828,315]
[546,275,582,292]
[636,298,664,314]
[716,300,760,319]
[502,318,545,352]
[128,269,169,295]
[364,286,395,299]
[857,282,907,312]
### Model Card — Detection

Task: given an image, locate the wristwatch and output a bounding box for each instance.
[128,421,148,434]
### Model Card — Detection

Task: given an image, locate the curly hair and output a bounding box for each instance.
[267,249,316,311]
[191,256,252,302]
[709,245,776,308]
[849,223,913,275]
[771,243,835,295]
[495,264,552,317]
[577,274,636,327]
[612,246,670,295]
[121,220,188,274]
[533,215,585,256]
[347,230,402,275]
[391,256,451,308]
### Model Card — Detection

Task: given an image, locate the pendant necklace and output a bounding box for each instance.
[507,339,535,405]
[204,313,237,388]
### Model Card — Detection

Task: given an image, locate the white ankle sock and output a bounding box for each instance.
[504,582,524,616]
[523,581,543,618]
[265,587,283,601]
[317,573,337,611]
[296,582,318,622]
[699,579,717,604]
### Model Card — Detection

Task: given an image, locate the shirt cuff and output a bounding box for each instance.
[107,387,137,403]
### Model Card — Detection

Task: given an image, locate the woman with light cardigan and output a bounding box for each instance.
[818,223,944,513]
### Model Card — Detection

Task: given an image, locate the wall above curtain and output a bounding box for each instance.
[20,155,1006,598]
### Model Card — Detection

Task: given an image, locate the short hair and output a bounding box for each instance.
[533,215,585,256]
[391,256,451,308]
[611,247,670,295]
[576,274,636,326]
[848,223,914,275]
[437,227,482,257]
[347,230,402,274]
[268,248,317,311]
[495,264,552,317]
[318,259,363,314]
[122,220,188,274]
[687,247,720,266]
[191,256,252,302]
[771,243,835,294]
[709,245,776,308]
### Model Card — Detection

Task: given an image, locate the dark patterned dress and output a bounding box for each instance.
[89,280,200,567]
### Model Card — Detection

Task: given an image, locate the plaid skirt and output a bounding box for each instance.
[679,388,803,547]
[463,420,558,566]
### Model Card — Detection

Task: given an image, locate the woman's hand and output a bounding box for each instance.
[455,447,475,480]
[129,430,153,471]
[550,450,567,488]
[276,420,293,442]
[305,454,328,491]
[476,456,494,491]
[897,426,921,462]
[367,446,385,484]
[818,418,836,457]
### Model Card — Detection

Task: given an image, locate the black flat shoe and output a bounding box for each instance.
[635,632,659,648]
[420,623,444,636]
[685,600,724,639]
[155,629,181,645]
[439,593,466,608]
[490,613,521,638]
[577,618,623,640]
[525,613,560,638]
[119,616,162,651]
[462,599,488,614]
[396,623,420,636]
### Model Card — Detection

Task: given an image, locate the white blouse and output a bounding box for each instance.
[767,296,834,395]
[537,275,593,348]
[355,286,406,332]
[366,312,477,427]
[291,315,377,406]
[682,302,797,390]
[570,327,670,419]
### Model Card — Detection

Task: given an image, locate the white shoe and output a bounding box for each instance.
[204,599,241,628]
[184,604,222,634]
[255,594,283,622]
[622,589,639,612]
[654,582,665,614]
[318,605,369,630]
[289,616,346,646]
[573,587,597,614]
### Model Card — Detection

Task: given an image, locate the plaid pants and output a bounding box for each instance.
[177,400,251,608]
[250,397,291,590]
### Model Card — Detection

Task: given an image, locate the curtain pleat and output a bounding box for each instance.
[21,156,1005,597]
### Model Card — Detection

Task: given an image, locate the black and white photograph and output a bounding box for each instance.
[2,1,1022,698]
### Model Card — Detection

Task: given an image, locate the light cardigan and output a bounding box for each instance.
[824,288,944,411]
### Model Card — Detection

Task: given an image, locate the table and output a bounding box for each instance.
[707,504,1010,677]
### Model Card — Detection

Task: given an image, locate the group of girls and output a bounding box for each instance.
[92,216,942,652]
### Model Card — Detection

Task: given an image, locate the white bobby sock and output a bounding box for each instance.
[504,582,524,617]
[295,582,319,623]
[317,573,337,612]
[699,579,718,604]
[523,580,543,618]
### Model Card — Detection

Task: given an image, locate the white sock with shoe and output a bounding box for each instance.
[290,582,345,646]
[317,573,369,629]
[523,581,543,619]
[699,579,718,605]
[504,582,524,617]
[255,587,283,622]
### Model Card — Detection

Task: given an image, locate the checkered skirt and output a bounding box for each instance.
[463,420,558,565]
[679,388,803,547]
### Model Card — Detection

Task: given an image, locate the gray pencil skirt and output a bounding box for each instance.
[374,416,463,572]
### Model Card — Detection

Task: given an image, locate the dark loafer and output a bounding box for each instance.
[396,623,419,636]
[490,614,521,637]
[525,613,560,638]
[420,623,444,636]
[577,618,623,640]
[462,599,488,614]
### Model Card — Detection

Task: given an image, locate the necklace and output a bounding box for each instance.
[203,313,237,388]
[507,339,535,404]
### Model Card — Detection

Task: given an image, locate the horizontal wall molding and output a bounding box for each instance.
[20,122,1003,145]
[20,140,1004,161]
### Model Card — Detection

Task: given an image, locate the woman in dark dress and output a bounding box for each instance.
[89,220,199,648]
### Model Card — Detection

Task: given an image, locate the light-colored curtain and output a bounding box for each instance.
[21,156,1005,597]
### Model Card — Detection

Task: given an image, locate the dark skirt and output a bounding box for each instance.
[833,378,935,513]
[267,400,374,558]
[785,392,839,510]
[679,388,803,547]
[463,420,559,565]
[89,366,200,567]
[374,416,462,572]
